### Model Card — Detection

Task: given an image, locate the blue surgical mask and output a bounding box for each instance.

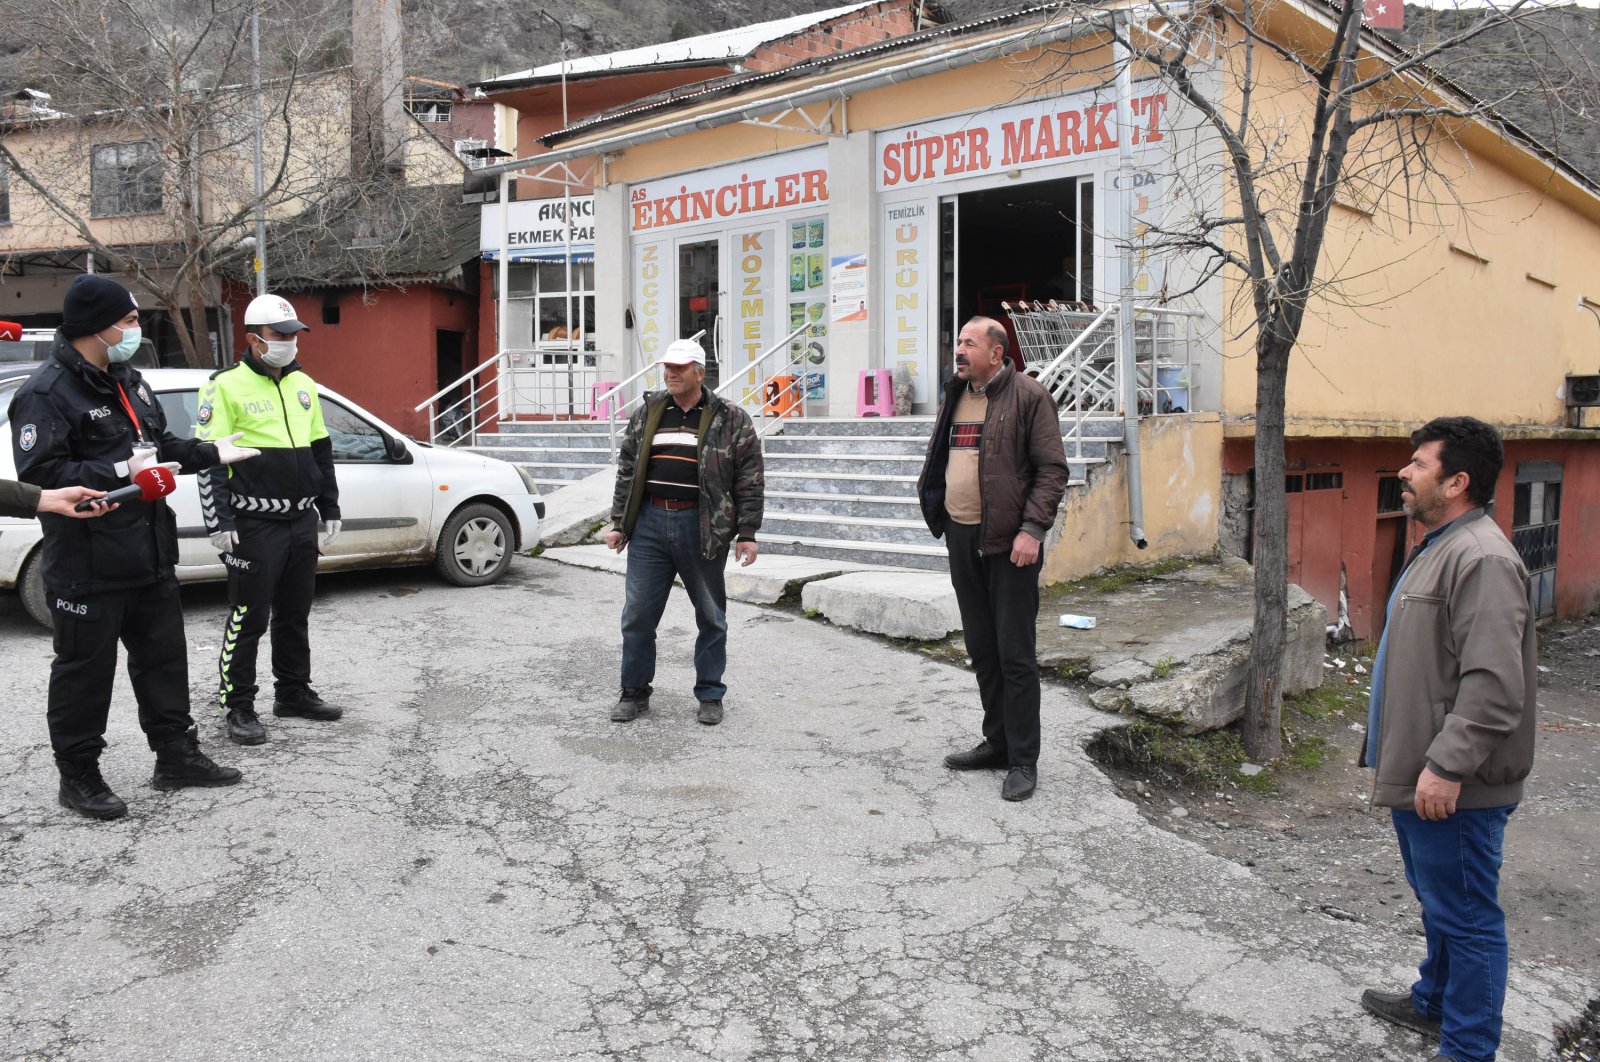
[104,326,142,363]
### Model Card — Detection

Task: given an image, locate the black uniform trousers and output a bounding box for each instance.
[943,519,1044,768]
[219,510,318,710]
[47,575,195,760]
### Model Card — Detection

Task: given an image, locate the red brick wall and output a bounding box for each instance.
[745,2,923,72]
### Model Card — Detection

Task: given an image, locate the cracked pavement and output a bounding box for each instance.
[0,560,1590,1061]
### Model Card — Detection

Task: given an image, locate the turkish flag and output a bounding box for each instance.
[1364,0,1404,30]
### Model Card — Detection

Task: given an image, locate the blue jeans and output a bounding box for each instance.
[1392,804,1517,1062]
[620,502,729,701]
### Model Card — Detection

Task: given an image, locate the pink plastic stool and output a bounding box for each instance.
[590,380,621,420]
[856,369,895,417]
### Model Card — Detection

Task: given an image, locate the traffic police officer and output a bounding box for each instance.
[198,293,343,745]
[9,274,259,820]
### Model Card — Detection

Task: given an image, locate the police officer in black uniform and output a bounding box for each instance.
[9,274,260,820]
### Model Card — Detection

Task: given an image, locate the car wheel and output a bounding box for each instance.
[434,502,514,587]
[20,547,50,629]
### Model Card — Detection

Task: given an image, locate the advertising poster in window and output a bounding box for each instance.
[830,253,868,324]
[632,240,668,375]
[881,197,935,405]
[787,213,828,401]
[728,224,774,409]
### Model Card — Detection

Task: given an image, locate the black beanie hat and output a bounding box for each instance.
[61,274,138,338]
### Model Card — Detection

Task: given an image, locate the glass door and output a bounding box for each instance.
[677,237,721,391]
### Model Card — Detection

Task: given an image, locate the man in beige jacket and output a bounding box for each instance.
[1359,416,1536,1062]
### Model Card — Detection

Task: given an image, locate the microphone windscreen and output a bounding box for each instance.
[0,320,21,341]
[133,464,178,501]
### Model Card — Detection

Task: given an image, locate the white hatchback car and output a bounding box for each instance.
[2,368,544,627]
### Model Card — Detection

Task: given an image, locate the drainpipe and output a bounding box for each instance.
[1114,13,1148,549]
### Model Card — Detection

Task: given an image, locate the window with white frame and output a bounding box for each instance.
[505,260,596,354]
[455,138,487,169]
[91,142,162,216]
[408,100,452,123]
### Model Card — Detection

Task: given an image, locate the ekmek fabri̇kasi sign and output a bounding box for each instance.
[876,87,1171,190]
[479,195,595,255]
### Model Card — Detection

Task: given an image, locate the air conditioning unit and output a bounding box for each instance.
[1566,374,1600,409]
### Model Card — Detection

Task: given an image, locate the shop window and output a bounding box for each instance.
[91,142,163,216]
[505,260,595,351]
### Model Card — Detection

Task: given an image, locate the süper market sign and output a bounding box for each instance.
[876,87,1170,190]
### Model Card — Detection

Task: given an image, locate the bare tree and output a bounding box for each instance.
[1028,0,1596,759]
[0,0,463,366]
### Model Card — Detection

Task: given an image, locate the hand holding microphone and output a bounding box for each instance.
[76,462,181,511]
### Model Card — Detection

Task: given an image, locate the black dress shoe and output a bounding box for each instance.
[1361,988,1441,1039]
[1001,766,1037,801]
[612,687,651,722]
[696,699,724,725]
[273,688,343,721]
[944,741,1007,770]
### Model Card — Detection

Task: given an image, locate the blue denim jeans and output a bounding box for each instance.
[1392,804,1517,1062]
[620,502,729,701]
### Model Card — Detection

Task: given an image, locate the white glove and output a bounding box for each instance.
[322,519,342,547]
[214,432,260,465]
[128,445,159,476]
[210,529,238,553]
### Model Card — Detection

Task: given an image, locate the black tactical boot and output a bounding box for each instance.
[273,687,344,721]
[226,706,268,745]
[152,729,243,791]
[611,687,652,722]
[56,757,129,820]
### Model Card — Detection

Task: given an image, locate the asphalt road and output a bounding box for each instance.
[0,560,1591,1061]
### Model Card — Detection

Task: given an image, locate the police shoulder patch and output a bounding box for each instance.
[136,385,151,405]
[197,404,213,426]
[19,424,37,452]
[298,390,312,410]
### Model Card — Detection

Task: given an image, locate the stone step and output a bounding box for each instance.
[510,462,606,482]
[763,511,931,546]
[765,491,922,520]
[766,471,920,498]
[769,416,935,438]
[463,446,611,465]
[472,433,613,449]
[763,435,930,456]
[480,420,613,435]
[761,453,927,475]
[759,533,949,572]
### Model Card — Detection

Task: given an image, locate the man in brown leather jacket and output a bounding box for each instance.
[918,316,1068,801]
[1,479,113,518]
[1358,416,1535,1062]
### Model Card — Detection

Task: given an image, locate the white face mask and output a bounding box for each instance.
[104,326,142,363]
[257,337,297,368]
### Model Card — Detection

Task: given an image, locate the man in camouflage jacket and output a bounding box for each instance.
[605,339,764,726]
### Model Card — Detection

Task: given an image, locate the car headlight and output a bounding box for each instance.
[513,465,540,496]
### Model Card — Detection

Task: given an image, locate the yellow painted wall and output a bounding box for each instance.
[1042,413,1222,583]
[1213,30,1600,431]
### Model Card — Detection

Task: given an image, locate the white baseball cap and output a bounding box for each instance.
[659,339,706,367]
[243,293,310,333]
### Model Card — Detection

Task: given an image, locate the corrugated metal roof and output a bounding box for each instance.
[478,0,881,85]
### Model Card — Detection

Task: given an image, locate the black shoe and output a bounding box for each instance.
[1361,988,1442,1039]
[611,687,651,722]
[152,729,243,791]
[1001,766,1037,801]
[697,699,724,726]
[944,740,1007,770]
[273,688,343,721]
[226,707,268,745]
[56,759,128,820]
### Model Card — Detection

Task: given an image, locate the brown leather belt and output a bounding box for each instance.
[650,496,698,510]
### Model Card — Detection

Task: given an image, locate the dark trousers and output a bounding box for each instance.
[620,502,729,701]
[943,520,1043,767]
[47,575,195,759]
[218,511,318,710]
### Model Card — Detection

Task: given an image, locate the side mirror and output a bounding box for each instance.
[385,433,408,462]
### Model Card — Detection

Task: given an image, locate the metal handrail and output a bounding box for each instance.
[714,322,813,438]
[413,354,506,445]
[599,359,668,459]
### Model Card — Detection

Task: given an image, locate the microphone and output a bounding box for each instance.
[75,465,179,511]
[0,320,21,341]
